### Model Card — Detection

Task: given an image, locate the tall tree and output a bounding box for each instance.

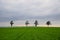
[10,20,14,27]
[34,20,38,27]
[25,20,29,26]
[46,21,51,27]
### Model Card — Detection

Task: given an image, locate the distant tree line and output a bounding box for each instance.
[10,20,51,27]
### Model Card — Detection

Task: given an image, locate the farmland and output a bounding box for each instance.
[0,27,60,40]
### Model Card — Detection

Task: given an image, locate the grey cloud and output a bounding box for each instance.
[0,0,60,22]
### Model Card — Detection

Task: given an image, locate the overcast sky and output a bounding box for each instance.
[0,0,60,26]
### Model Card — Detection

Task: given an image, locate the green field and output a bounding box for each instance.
[0,27,60,40]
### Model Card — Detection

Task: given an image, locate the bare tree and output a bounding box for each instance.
[10,20,14,27]
[46,21,51,27]
[34,20,38,27]
[25,20,29,26]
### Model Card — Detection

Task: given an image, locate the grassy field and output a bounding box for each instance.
[0,27,60,40]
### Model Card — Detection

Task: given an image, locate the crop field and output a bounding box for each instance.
[0,27,60,40]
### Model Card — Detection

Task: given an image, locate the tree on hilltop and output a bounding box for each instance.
[25,20,29,26]
[10,20,14,27]
[46,21,51,27]
[34,20,38,27]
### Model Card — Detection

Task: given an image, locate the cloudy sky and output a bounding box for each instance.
[0,0,60,27]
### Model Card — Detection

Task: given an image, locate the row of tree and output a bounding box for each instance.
[10,20,51,27]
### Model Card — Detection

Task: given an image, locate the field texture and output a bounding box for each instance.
[0,27,60,40]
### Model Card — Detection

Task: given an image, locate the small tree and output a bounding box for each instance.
[25,20,29,26]
[10,20,14,27]
[46,21,51,27]
[34,20,38,27]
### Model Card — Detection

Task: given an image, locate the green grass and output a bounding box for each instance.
[0,27,60,40]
